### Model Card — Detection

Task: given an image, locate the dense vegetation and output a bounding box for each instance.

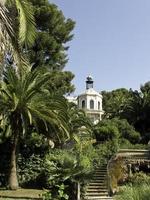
[0,0,150,199]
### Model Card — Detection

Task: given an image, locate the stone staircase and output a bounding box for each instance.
[83,149,150,200]
[84,165,113,200]
[118,149,150,156]
[117,149,150,163]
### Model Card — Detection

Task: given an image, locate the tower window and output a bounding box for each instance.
[98,102,100,110]
[82,100,85,108]
[90,100,94,109]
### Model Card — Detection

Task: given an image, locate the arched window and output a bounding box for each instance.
[90,100,94,109]
[82,100,85,108]
[98,101,100,110]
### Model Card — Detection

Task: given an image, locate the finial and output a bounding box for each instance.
[86,75,94,89]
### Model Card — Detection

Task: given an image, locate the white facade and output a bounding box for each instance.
[66,96,78,105]
[66,76,104,123]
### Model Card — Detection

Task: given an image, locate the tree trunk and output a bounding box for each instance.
[8,133,19,190]
[77,182,80,200]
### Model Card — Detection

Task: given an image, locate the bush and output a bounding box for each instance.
[119,138,147,149]
[127,172,150,185]
[94,123,120,142]
[94,118,140,144]
[115,183,150,200]
[95,139,119,164]
[112,118,140,144]
[17,154,45,188]
[44,148,95,186]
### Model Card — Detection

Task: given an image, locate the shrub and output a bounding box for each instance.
[119,138,147,149]
[94,118,140,144]
[94,123,120,142]
[111,118,140,144]
[95,139,119,164]
[44,148,95,186]
[17,154,45,188]
[115,183,150,200]
[127,172,150,185]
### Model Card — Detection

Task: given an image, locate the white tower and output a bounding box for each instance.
[78,76,103,123]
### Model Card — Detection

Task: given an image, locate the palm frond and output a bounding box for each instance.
[15,0,36,47]
[0,2,31,74]
[0,3,14,59]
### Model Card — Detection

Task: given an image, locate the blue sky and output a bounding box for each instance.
[51,0,150,95]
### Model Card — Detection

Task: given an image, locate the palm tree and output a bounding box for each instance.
[0,67,70,189]
[67,102,93,136]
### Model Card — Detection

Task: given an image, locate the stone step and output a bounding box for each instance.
[87,184,107,187]
[95,171,107,173]
[86,188,108,191]
[85,192,108,195]
[85,197,113,200]
[92,175,107,178]
[90,180,107,183]
[88,182,107,186]
[94,171,107,173]
[94,174,107,176]
[87,186,108,190]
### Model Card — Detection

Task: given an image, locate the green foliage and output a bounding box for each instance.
[0,67,71,189]
[122,85,150,142]
[101,88,132,119]
[17,154,45,188]
[44,147,94,186]
[25,0,76,95]
[13,0,36,48]
[57,184,69,200]
[47,71,75,95]
[127,172,150,185]
[43,184,69,200]
[115,184,150,200]
[95,140,119,164]
[68,103,93,136]
[94,121,119,142]
[43,190,52,200]
[94,118,140,144]
[0,133,49,188]
[0,67,70,141]
[101,84,150,144]
[28,0,75,70]
[0,0,36,73]
[119,139,148,149]
[111,118,140,144]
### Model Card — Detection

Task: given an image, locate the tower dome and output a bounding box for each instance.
[78,76,104,123]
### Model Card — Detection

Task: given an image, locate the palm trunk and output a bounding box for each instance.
[8,113,21,190]
[77,182,80,200]
[8,133,19,190]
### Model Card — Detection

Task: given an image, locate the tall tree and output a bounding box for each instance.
[122,82,150,141]
[47,70,75,95]
[0,67,70,189]
[24,0,76,95]
[102,88,132,119]
[27,0,75,70]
